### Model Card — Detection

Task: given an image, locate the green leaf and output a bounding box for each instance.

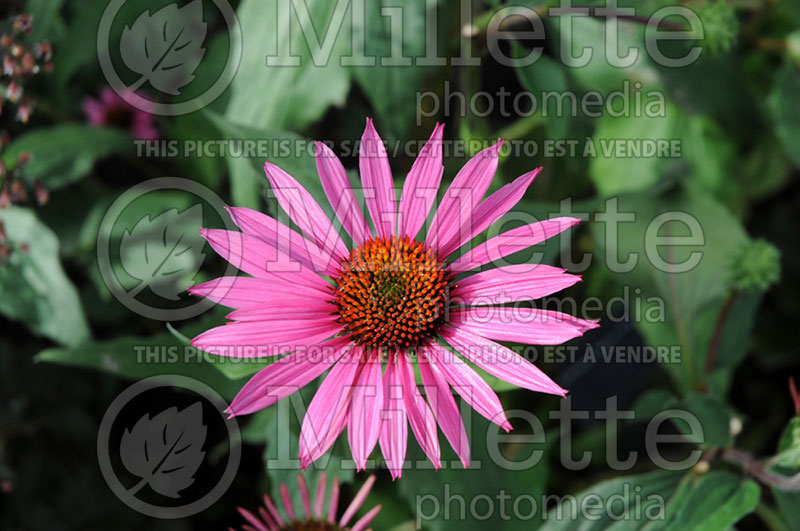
[665,471,760,530]
[225,0,350,131]
[398,412,551,530]
[676,393,732,448]
[539,470,684,530]
[0,207,89,346]
[768,63,800,167]
[772,417,800,469]
[352,0,436,140]
[27,0,66,42]
[588,106,681,197]
[2,125,130,190]
[36,318,251,400]
[513,48,570,140]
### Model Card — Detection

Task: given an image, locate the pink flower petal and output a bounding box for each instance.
[449,217,581,273]
[299,352,361,466]
[348,350,384,471]
[313,472,327,518]
[428,343,511,431]
[227,337,350,416]
[263,161,348,260]
[351,504,382,531]
[398,124,444,239]
[237,507,268,531]
[227,206,339,275]
[280,483,295,521]
[442,326,567,396]
[339,475,377,527]
[189,276,331,310]
[359,118,397,238]
[418,346,470,468]
[397,352,441,469]
[451,264,582,305]
[428,141,502,250]
[449,306,599,345]
[426,342,511,431]
[439,168,541,258]
[315,142,371,246]
[297,474,312,519]
[200,229,329,291]
[379,356,407,479]
[190,318,341,357]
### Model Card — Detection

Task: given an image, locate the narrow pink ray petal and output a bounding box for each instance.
[237,507,268,531]
[451,264,582,305]
[449,306,599,345]
[280,483,295,522]
[426,342,511,431]
[449,217,581,273]
[316,141,371,246]
[190,319,340,358]
[351,504,382,531]
[228,337,350,416]
[226,303,335,322]
[262,494,285,528]
[264,161,349,260]
[299,352,361,465]
[189,276,329,310]
[348,350,384,470]
[442,326,567,396]
[428,140,502,249]
[398,124,444,239]
[297,474,312,519]
[327,477,340,523]
[359,118,397,238]
[200,229,329,291]
[418,347,470,468]
[227,206,339,276]
[397,352,441,469]
[313,472,327,518]
[257,506,278,531]
[339,475,377,527]
[379,355,408,479]
[439,168,541,259]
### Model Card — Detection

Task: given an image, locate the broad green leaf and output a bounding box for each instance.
[0,207,89,346]
[2,125,130,190]
[675,393,732,448]
[352,0,437,141]
[36,317,259,400]
[664,471,760,530]
[225,0,350,130]
[539,470,684,530]
[772,417,800,469]
[768,63,800,167]
[513,47,570,140]
[588,106,681,197]
[398,412,551,530]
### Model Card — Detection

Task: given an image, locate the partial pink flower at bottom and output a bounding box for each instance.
[191,119,599,478]
[82,87,158,140]
[233,473,380,531]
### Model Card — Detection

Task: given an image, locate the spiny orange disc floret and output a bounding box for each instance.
[333,235,449,350]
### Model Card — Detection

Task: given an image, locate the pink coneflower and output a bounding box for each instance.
[190,119,598,478]
[82,87,158,140]
[233,474,381,531]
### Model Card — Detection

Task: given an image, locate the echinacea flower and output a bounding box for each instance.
[233,473,380,531]
[83,87,158,140]
[190,119,598,478]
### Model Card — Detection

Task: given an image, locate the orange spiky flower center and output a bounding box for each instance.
[333,235,449,350]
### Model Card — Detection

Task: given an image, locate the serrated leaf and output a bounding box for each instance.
[120,403,206,498]
[119,204,205,301]
[120,0,207,95]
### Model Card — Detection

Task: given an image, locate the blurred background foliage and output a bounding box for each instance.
[0,0,799,529]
